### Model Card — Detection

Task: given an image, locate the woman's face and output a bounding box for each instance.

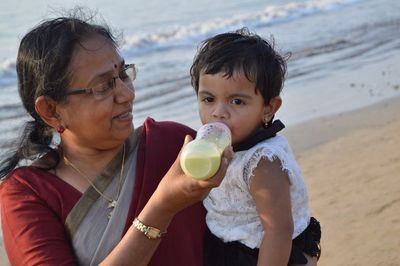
[57,34,135,150]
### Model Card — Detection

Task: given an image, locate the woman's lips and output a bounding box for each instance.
[114,111,133,120]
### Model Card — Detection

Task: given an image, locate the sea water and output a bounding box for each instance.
[0,0,399,151]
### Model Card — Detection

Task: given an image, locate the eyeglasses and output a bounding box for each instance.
[65,64,136,100]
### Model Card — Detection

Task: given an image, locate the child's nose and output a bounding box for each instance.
[212,104,228,119]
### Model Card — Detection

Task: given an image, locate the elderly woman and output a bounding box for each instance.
[0,13,231,266]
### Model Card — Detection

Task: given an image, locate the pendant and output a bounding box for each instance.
[108,200,117,209]
[107,200,117,219]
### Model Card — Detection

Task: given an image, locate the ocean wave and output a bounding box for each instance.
[121,0,362,57]
[0,59,16,87]
[0,0,362,87]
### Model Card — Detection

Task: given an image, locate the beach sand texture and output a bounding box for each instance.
[284,96,400,266]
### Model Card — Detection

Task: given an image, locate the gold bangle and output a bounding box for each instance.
[132,217,166,240]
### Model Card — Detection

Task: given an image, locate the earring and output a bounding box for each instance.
[263,116,269,127]
[57,125,65,134]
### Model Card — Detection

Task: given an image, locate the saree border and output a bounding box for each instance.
[65,126,143,236]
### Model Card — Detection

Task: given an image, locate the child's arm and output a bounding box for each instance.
[249,158,293,266]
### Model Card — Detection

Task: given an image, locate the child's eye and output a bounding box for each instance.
[231,99,244,105]
[202,97,214,103]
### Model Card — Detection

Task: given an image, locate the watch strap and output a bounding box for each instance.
[132,217,166,239]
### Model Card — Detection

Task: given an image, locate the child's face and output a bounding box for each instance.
[197,71,267,145]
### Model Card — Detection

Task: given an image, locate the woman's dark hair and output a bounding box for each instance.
[190,28,288,104]
[0,9,118,179]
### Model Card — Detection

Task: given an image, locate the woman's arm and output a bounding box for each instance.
[0,177,78,265]
[249,158,293,266]
[100,135,232,266]
[1,136,231,266]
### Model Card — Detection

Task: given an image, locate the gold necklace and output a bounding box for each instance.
[63,144,125,219]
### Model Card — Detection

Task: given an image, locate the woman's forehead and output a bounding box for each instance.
[72,34,119,60]
[68,35,122,86]
[77,34,115,51]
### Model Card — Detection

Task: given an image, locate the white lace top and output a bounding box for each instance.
[203,135,310,249]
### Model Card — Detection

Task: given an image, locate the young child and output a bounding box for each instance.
[190,28,321,265]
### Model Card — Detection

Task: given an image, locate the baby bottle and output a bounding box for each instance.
[180,122,231,180]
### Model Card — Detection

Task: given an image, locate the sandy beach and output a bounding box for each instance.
[283,95,400,266]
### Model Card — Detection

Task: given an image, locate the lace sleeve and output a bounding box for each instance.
[243,140,298,189]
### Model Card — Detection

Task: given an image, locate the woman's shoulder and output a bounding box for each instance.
[136,118,196,168]
[0,166,80,219]
[142,117,196,140]
[0,167,42,209]
[1,166,41,189]
[143,117,195,133]
[1,166,70,195]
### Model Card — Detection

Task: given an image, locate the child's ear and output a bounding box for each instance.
[34,96,61,128]
[263,96,282,121]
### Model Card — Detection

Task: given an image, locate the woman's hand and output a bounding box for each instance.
[152,135,233,215]
[104,135,233,266]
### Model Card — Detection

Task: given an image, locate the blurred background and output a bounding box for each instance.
[0,0,398,149]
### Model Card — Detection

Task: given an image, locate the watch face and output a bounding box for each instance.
[146,228,161,239]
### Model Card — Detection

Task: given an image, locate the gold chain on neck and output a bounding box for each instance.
[63,144,125,216]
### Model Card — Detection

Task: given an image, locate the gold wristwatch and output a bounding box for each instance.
[132,218,166,240]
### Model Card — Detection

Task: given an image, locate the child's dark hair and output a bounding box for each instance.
[190,28,288,103]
